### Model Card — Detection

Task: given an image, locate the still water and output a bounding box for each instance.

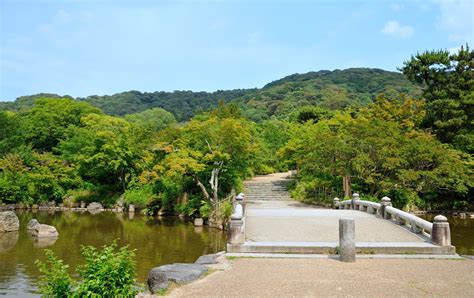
[0,211,226,296]
[420,214,474,255]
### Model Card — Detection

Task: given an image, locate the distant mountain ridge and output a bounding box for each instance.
[1,68,422,122]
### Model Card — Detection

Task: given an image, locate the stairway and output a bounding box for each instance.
[243,173,291,202]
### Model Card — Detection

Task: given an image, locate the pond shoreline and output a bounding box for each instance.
[0,210,226,297]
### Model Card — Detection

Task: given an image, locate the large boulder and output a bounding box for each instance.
[31,224,59,237]
[0,211,20,232]
[194,252,222,265]
[27,219,40,230]
[87,202,103,214]
[147,263,207,293]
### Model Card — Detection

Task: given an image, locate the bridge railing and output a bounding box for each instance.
[334,194,452,248]
[228,193,246,245]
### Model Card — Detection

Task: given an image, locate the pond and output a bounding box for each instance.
[420,214,474,255]
[0,211,226,296]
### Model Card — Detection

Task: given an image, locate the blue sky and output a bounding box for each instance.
[1,0,472,101]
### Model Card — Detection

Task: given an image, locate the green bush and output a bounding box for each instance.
[36,241,138,297]
[124,184,158,208]
[35,250,73,297]
[175,195,201,217]
[199,201,211,219]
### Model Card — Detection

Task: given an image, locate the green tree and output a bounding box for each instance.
[0,110,24,154]
[124,108,176,133]
[0,150,82,204]
[400,45,473,152]
[149,105,256,216]
[22,98,102,152]
[284,106,471,209]
[59,114,142,192]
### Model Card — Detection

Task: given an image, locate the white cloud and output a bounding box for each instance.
[436,0,473,42]
[381,21,414,38]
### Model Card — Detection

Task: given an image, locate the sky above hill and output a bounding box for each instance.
[1,0,472,101]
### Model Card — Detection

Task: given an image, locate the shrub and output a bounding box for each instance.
[36,241,138,297]
[175,195,201,217]
[35,250,73,297]
[124,184,157,208]
[199,201,211,219]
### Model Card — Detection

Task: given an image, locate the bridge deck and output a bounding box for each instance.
[240,172,435,253]
[246,204,427,243]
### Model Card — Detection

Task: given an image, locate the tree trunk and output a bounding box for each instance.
[343,175,351,198]
[190,173,210,201]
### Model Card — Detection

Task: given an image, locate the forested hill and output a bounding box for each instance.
[1,68,422,121]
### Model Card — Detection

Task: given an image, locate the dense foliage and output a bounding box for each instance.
[401,44,473,153]
[36,242,138,297]
[1,68,420,122]
[0,51,472,212]
[282,95,471,210]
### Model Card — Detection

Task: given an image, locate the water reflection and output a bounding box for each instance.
[27,232,58,248]
[0,211,226,296]
[0,232,18,252]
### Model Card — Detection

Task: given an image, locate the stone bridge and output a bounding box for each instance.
[227,172,455,255]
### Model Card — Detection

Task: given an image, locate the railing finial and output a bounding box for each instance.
[431,215,451,246]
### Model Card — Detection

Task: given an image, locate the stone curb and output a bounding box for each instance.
[226,252,465,260]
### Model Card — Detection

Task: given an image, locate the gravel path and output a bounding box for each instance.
[169,258,474,297]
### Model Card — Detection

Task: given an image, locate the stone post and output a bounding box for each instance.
[431,215,451,246]
[378,197,391,219]
[351,193,359,210]
[367,206,374,214]
[128,204,135,213]
[228,203,245,244]
[333,198,340,209]
[236,193,245,215]
[339,218,355,262]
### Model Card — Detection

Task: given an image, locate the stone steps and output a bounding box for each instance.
[244,179,291,203]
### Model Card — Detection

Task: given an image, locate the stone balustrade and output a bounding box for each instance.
[228,193,246,245]
[335,194,451,248]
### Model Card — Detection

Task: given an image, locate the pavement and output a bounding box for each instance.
[244,172,428,243]
[169,257,474,297]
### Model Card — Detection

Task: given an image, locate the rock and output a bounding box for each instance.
[27,219,40,230]
[87,202,103,214]
[147,263,208,293]
[31,204,39,210]
[194,252,225,265]
[116,195,125,208]
[31,224,59,237]
[0,211,20,232]
[15,203,26,209]
[128,204,135,213]
[459,212,467,218]
[194,218,204,227]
